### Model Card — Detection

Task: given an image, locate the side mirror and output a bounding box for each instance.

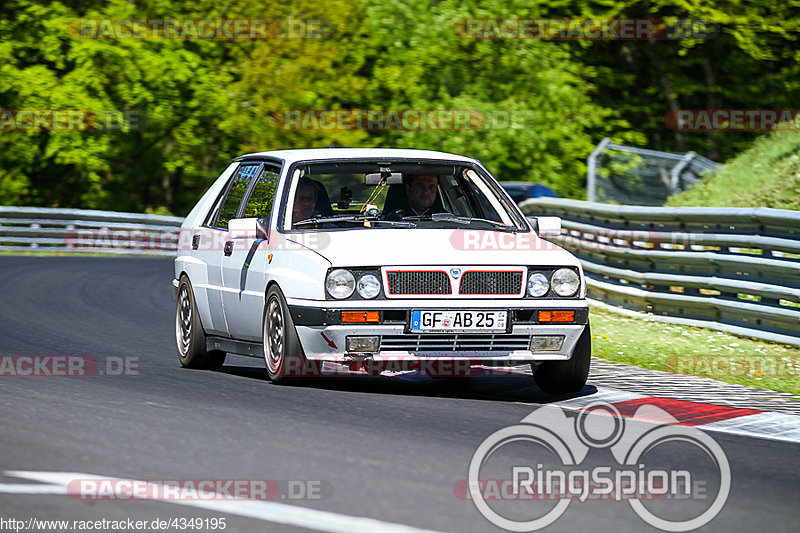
[256,218,268,241]
[528,216,561,235]
[228,218,269,241]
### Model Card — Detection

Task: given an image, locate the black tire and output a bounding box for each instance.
[533,323,591,394]
[175,276,226,370]
[263,285,317,382]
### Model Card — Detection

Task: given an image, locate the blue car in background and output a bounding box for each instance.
[501,182,558,203]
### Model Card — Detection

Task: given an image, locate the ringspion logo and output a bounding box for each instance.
[465,402,730,531]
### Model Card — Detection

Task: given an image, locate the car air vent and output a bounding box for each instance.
[459,271,523,295]
[386,271,451,295]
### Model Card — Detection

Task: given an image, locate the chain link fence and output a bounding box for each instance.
[587,137,720,205]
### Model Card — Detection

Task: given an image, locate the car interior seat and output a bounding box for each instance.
[310,179,334,217]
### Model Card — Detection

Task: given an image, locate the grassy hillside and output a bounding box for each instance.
[666,130,800,209]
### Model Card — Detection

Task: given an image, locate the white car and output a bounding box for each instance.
[173,148,591,393]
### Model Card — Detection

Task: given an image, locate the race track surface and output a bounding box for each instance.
[0,256,797,532]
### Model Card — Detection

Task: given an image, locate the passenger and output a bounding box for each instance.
[292,177,317,224]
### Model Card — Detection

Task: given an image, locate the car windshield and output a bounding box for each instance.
[285,160,526,231]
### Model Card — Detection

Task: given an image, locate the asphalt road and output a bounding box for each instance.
[0,256,797,532]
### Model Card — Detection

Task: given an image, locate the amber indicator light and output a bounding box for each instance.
[341,311,380,323]
[538,310,575,322]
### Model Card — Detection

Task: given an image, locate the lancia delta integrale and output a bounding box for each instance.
[173,149,590,393]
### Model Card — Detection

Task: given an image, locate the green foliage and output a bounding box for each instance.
[1,0,798,213]
[1,0,236,214]
[666,130,800,209]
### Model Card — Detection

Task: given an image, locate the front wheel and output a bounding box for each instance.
[175,276,226,370]
[263,286,318,382]
[533,324,591,394]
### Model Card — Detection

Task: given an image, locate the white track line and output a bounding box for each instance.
[3,470,448,533]
[701,412,800,444]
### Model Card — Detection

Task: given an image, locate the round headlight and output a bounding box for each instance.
[357,274,381,299]
[326,269,355,299]
[552,268,580,297]
[527,273,549,297]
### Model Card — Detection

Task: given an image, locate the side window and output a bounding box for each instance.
[215,164,260,229]
[465,178,502,222]
[242,166,280,219]
[203,185,227,227]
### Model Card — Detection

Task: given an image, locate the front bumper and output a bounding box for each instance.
[287,298,589,363]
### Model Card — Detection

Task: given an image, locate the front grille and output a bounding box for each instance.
[380,334,530,352]
[387,271,451,295]
[459,271,523,295]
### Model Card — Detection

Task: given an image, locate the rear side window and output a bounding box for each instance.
[214,164,261,229]
[242,166,280,219]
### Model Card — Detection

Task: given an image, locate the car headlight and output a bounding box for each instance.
[527,273,549,297]
[551,268,580,297]
[356,274,381,299]
[326,269,355,299]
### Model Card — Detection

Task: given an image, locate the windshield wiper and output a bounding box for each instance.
[294,215,416,228]
[401,213,517,231]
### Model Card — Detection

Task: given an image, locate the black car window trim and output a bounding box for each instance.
[464,166,530,231]
[275,158,490,235]
[238,162,283,235]
[209,162,263,230]
[202,163,241,229]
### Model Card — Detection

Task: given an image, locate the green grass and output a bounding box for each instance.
[590,305,800,395]
[666,129,800,209]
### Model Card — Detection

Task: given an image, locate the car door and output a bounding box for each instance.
[220,162,282,341]
[198,162,262,337]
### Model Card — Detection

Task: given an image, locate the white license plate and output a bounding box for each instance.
[410,310,508,333]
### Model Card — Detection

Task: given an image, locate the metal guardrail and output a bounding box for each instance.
[521,198,800,346]
[4,204,799,345]
[0,207,183,256]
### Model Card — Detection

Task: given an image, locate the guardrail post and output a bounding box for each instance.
[586,137,611,202]
[670,152,697,194]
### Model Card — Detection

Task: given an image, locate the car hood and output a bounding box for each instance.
[286,228,578,267]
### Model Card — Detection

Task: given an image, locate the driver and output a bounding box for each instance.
[399,174,439,216]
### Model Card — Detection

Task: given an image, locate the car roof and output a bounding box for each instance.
[233,148,480,165]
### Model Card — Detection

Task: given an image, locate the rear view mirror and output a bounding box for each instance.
[365,172,403,185]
